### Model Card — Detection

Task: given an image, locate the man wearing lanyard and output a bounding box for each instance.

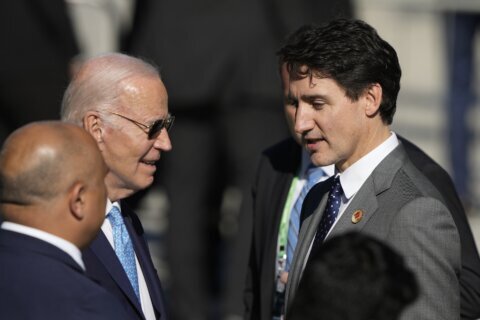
[272,152,333,319]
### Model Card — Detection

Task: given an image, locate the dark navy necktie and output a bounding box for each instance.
[311,175,343,254]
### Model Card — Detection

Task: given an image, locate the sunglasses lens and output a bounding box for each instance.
[147,115,174,139]
[165,116,174,131]
[148,120,164,139]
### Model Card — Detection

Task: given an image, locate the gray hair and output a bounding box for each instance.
[61,53,160,125]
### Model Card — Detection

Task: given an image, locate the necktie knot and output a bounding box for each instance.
[107,206,123,227]
[330,176,343,201]
[107,205,140,302]
[311,175,344,254]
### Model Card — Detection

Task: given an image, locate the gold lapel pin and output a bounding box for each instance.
[351,210,363,224]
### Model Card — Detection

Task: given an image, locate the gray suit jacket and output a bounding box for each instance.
[285,144,461,320]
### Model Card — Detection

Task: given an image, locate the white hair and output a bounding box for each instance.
[61,53,160,125]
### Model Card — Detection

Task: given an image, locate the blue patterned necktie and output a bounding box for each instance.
[108,206,140,301]
[285,164,326,271]
[311,175,343,254]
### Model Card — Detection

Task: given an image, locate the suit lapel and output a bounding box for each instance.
[89,230,144,315]
[326,178,378,240]
[328,144,407,239]
[285,178,331,310]
[294,177,334,275]
[287,144,408,313]
[122,206,164,318]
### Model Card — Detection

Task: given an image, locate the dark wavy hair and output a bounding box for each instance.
[288,232,418,320]
[277,19,401,124]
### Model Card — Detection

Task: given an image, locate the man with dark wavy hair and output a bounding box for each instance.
[280,19,461,319]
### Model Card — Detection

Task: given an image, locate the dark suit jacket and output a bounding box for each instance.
[0,229,129,320]
[245,137,480,320]
[0,0,78,144]
[83,203,167,320]
[244,138,301,320]
[0,0,147,144]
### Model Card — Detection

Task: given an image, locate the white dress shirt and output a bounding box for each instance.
[103,200,156,320]
[1,221,85,270]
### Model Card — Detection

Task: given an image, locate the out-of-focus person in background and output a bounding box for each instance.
[126,1,299,319]
[0,0,146,144]
[287,232,418,320]
[0,1,77,143]
[129,2,291,319]
[61,53,172,320]
[0,121,128,320]
[445,9,480,212]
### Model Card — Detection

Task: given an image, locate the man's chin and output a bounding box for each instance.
[140,175,155,189]
[125,176,155,195]
[310,153,335,168]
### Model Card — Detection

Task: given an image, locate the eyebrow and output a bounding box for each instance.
[301,94,329,102]
[284,92,330,105]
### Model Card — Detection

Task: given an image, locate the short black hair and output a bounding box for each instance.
[277,19,401,124]
[288,232,418,320]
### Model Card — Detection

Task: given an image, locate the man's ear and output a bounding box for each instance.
[364,83,383,117]
[83,111,103,144]
[69,182,85,221]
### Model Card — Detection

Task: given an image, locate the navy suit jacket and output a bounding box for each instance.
[83,203,167,320]
[0,229,128,320]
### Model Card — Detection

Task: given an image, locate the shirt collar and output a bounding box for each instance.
[1,221,85,271]
[105,199,121,217]
[339,132,399,200]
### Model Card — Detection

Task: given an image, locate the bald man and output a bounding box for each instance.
[61,53,171,320]
[0,122,128,320]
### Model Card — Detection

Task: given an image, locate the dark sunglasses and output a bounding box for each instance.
[108,111,175,139]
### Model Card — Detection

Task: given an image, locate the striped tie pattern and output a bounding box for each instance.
[285,165,325,271]
[108,206,140,301]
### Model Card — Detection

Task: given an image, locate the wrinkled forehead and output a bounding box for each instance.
[117,76,169,118]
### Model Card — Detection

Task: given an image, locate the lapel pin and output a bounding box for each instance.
[351,210,363,224]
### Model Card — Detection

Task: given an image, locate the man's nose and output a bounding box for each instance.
[154,128,172,151]
[294,103,314,136]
